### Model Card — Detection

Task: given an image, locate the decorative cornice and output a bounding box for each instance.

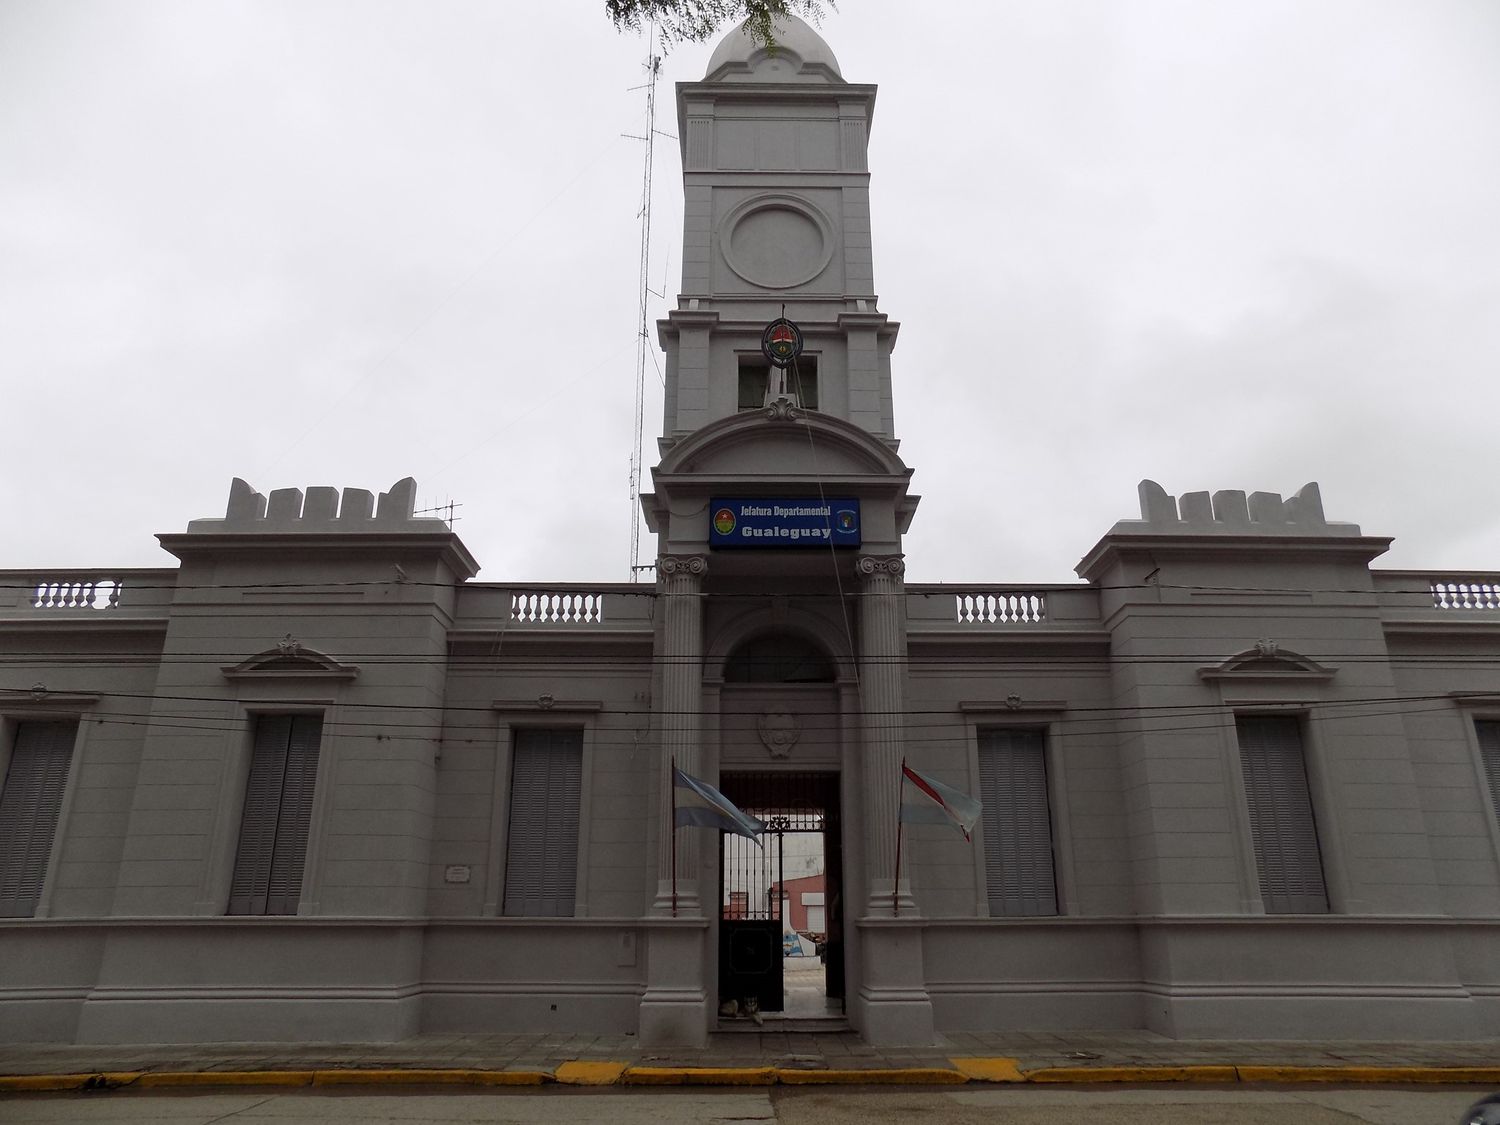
[1077,532,1393,582]
[158,531,481,579]
[0,686,101,709]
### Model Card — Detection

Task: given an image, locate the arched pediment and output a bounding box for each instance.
[222,635,358,681]
[1198,641,1333,682]
[705,606,855,684]
[658,408,910,480]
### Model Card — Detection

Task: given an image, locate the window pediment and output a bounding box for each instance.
[222,635,358,681]
[1199,640,1333,682]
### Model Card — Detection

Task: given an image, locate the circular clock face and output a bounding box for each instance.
[761,317,803,369]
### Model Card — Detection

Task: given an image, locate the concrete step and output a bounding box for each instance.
[717,1015,851,1034]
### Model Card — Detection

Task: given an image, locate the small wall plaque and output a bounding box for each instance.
[444,865,472,884]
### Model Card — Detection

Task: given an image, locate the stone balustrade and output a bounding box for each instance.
[952,590,1046,624]
[1431,579,1500,611]
[1371,571,1500,621]
[0,570,179,614]
[31,577,121,610]
[905,585,1101,629]
[451,584,656,632]
[511,590,606,624]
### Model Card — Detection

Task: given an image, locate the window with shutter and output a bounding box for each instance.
[502,727,582,917]
[977,727,1058,917]
[1235,715,1329,914]
[1476,720,1500,826]
[228,714,323,916]
[0,721,78,918]
[737,356,818,411]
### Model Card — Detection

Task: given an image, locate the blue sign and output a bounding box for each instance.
[709,498,861,549]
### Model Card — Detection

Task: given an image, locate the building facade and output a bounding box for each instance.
[4,19,1500,1048]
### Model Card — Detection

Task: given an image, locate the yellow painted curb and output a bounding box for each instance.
[775,1067,968,1085]
[556,1061,628,1085]
[1237,1065,1500,1085]
[0,1072,143,1092]
[1026,1065,1238,1084]
[622,1066,776,1086]
[951,1057,1025,1083]
[310,1068,547,1086]
[467,1070,552,1086]
[136,1071,315,1088]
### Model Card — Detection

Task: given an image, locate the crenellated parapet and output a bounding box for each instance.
[1110,479,1362,537]
[184,477,450,533]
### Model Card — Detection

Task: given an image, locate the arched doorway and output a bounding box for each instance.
[716,630,846,1028]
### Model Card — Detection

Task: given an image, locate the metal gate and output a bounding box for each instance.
[718,771,842,1015]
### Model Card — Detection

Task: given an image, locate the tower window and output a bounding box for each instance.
[738,356,817,411]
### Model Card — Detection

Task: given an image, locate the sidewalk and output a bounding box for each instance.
[5,1027,1500,1091]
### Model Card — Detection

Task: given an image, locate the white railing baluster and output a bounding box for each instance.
[509,589,608,625]
[950,590,1048,625]
[31,576,121,610]
[1432,580,1500,611]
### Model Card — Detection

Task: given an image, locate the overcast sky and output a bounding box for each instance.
[3,1,1497,585]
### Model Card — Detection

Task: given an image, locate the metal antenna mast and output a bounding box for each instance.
[627,35,663,580]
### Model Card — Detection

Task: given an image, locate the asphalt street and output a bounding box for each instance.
[1,1086,1491,1124]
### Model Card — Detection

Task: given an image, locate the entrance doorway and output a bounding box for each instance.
[717,771,843,1027]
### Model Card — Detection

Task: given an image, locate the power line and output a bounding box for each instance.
[37,684,1495,726]
[54,698,1485,763]
[6,646,1500,666]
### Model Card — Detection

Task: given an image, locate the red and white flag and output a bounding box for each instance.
[899,762,982,841]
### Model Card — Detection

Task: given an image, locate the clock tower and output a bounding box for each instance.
[656,16,901,446]
[639,16,929,1049]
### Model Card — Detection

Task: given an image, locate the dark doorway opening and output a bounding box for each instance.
[718,771,844,1027]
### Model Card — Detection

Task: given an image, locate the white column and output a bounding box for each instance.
[856,554,912,916]
[640,554,712,1049]
[851,552,933,1045]
[654,554,707,914]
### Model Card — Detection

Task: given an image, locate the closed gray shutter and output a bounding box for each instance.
[266,716,322,915]
[228,715,322,916]
[977,727,1057,917]
[0,721,78,918]
[1477,720,1500,824]
[1236,715,1328,914]
[503,728,582,917]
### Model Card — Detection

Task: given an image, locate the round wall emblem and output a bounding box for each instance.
[713,507,737,535]
[761,318,803,369]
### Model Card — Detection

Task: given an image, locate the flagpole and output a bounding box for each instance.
[670,756,678,918]
[893,757,905,918]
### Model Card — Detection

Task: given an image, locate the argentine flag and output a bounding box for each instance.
[673,767,765,844]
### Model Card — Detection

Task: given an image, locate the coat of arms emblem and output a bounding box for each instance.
[757,712,801,759]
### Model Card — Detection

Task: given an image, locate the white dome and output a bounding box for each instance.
[703,14,843,83]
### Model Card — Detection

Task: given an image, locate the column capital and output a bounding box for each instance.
[856,554,905,580]
[659,555,708,579]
